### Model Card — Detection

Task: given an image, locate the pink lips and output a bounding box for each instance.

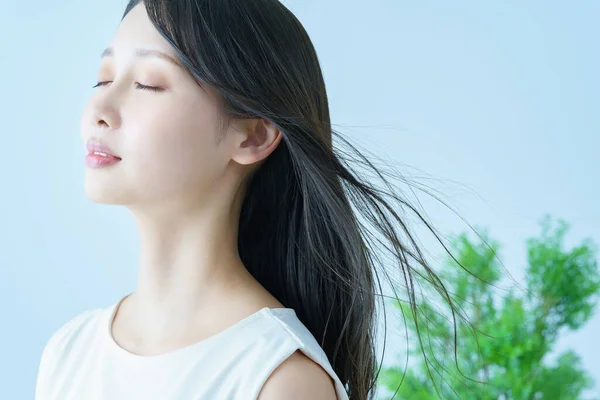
[86,140,121,158]
[85,139,122,168]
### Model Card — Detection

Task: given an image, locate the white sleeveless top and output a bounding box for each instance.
[35,295,349,400]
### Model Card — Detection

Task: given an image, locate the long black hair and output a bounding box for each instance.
[121,1,481,398]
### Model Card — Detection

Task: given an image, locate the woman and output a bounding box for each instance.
[35,1,466,399]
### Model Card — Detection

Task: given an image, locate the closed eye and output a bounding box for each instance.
[92,81,163,92]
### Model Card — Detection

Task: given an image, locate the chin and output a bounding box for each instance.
[84,189,129,205]
[84,173,130,205]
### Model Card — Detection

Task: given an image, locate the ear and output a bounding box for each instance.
[231,118,283,166]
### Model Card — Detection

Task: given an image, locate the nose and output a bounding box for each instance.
[81,85,125,150]
[91,104,121,131]
[83,85,123,132]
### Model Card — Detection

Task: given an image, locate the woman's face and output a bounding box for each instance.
[80,3,234,209]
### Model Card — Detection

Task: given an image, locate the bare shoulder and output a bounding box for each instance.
[257,350,338,400]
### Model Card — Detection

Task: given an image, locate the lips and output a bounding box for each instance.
[86,140,121,159]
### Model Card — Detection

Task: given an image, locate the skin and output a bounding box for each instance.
[80,3,336,398]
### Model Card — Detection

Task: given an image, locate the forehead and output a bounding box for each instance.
[109,3,176,59]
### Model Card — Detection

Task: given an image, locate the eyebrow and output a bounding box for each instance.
[100,47,184,69]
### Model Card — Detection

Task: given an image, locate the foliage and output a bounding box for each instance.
[378,215,600,400]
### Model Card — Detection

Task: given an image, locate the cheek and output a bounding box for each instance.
[125,105,223,196]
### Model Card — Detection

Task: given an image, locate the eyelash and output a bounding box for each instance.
[92,81,163,92]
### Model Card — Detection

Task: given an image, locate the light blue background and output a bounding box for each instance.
[1,0,598,398]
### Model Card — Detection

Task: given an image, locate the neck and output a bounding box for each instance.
[122,192,256,341]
